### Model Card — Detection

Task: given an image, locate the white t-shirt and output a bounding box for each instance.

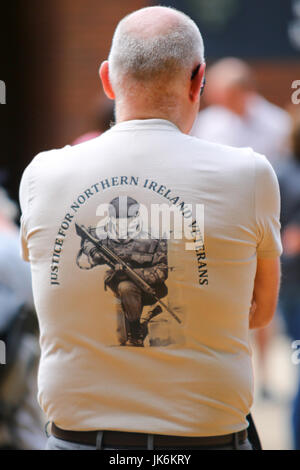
[190,95,291,165]
[19,119,282,436]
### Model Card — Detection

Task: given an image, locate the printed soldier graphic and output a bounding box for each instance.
[75,196,178,347]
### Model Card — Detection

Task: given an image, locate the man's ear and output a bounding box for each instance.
[189,63,206,103]
[99,61,115,100]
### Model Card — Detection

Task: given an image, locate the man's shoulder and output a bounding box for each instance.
[24,133,107,173]
[24,145,72,173]
[252,150,277,177]
[186,131,256,166]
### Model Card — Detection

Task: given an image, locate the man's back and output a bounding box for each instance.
[20,118,281,436]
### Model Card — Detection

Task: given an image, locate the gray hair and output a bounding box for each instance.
[108,7,205,90]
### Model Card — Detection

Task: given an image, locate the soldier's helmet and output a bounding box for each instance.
[109,196,139,219]
[108,196,141,240]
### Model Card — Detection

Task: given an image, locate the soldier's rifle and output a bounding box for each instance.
[75,223,181,324]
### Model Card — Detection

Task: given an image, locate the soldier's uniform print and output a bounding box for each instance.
[76,197,169,347]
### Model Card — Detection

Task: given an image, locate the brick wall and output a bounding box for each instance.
[250,61,300,110]
[22,0,148,156]
[52,0,149,146]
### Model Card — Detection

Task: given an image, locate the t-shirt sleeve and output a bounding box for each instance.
[19,164,33,262]
[254,152,283,258]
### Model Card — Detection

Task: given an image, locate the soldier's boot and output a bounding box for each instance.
[127,320,144,347]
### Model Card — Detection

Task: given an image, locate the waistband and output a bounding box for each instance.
[51,423,248,449]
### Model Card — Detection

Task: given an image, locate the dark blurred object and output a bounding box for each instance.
[0,1,26,204]
[0,305,41,450]
[277,112,300,450]
[0,169,8,186]
[0,187,45,450]
[0,306,27,386]
[0,304,35,447]
[246,413,262,450]
[157,0,300,59]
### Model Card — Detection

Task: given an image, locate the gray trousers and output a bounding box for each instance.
[45,435,253,450]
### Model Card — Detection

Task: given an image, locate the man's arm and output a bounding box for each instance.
[249,257,281,329]
[134,239,168,285]
[251,152,282,329]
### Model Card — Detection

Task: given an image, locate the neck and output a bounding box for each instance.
[114,94,197,134]
[227,102,247,117]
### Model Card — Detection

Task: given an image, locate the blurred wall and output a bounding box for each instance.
[22,0,149,152]
[252,61,300,110]
[1,0,148,201]
[0,0,299,203]
[0,2,24,200]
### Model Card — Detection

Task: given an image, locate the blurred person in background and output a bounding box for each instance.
[0,188,46,450]
[277,114,300,450]
[191,57,291,400]
[190,57,291,166]
[72,97,114,146]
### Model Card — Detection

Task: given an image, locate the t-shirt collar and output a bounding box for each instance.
[110,118,181,133]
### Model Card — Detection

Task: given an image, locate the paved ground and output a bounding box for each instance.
[251,326,299,450]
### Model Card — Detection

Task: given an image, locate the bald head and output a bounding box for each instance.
[120,6,188,38]
[108,6,204,90]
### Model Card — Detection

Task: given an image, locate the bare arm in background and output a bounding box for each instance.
[249,257,281,329]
